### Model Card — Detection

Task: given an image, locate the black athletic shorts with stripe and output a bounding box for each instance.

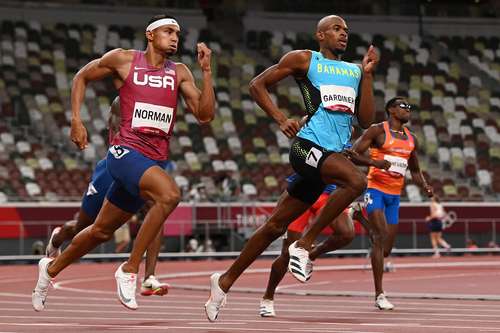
[287,136,336,205]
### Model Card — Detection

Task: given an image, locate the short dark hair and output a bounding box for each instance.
[385,96,407,117]
[147,14,178,26]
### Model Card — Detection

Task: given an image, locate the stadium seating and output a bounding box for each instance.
[0,17,499,202]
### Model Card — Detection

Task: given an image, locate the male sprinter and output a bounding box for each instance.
[351,97,433,310]
[205,14,378,321]
[33,14,215,311]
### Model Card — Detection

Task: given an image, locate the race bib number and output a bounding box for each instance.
[320,85,356,114]
[109,145,130,159]
[131,102,174,136]
[384,155,408,176]
[305,147,323,168]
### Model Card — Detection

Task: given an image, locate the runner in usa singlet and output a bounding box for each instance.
[113,50,179,161]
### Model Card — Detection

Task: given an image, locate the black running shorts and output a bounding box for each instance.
[287,137,335,204]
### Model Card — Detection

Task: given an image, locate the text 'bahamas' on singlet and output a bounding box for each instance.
[367,121,415,195]
[296,50,362,152]
[113,50,179,161]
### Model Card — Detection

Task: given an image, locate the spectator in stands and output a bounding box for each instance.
[199,238,216,253]
[217,171,240,201]
[185,238,200,253]
[426,195,451,258]
[466,238,479,249]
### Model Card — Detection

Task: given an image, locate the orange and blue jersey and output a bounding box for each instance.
[367,121,415,195]
[365,121,415,225]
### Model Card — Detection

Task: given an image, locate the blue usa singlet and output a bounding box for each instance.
[296,50,362,152]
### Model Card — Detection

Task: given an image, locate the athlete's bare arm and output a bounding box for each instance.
[407,136,434,197]
[70,49,134,150]
[351,124,390,169]
[177,43,215,124]
[356,45,378,129]
[249,50,311,138]
[344,149,390,169]
[108,96,121,138]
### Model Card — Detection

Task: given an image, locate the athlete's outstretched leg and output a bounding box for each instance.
[47,200,133,277]
[121,166,180,274]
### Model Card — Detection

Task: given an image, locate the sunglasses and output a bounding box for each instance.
[394,102,412,110]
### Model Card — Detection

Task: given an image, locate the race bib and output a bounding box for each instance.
[109,145,130,159]
[305,147,323,168]
[384,155,408,176]
[320,85,356,114]
[131,102,174,136]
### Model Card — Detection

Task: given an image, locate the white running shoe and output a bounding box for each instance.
[204,273,227,322]
[375,293,395,310]
[32,257,54,311]
[259,299,276,317]
[288,241,313,283]
[140,275,169,296]
[45,227,61,258]
[115,263,138,310]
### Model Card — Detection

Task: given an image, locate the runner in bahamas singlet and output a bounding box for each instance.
[296,50,362,152]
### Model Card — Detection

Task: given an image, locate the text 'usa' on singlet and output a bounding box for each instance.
[112,50,179,161]
[367,121,415,195]
[296,50,362,152]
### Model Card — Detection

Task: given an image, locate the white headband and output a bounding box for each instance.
[146,18,180,32]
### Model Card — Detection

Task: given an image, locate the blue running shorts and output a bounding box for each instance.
[364,188,401,225]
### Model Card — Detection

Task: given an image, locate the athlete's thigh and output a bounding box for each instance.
[365,189,387,234]
[383,195,400,252]
[320,152,365,187]
[139,165,180,202]
[92,199,134,234]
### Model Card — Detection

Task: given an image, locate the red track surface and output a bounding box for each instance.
[1,256,500,332]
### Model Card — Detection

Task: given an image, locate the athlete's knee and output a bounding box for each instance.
[341,227,355,244]
[89,225,114,243]
[155,187,181,209]
[371,231,387,247]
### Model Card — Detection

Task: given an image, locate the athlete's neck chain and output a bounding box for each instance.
[390,127,405,134]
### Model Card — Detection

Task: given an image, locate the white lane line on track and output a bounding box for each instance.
[49,281,500,302]
[4,301,500,322]
[3,290,500,311]
[337,271,500,284]
[0,321,378,333]
[278,281,331,290]
[1,315,500,332]
[5,298,500,314]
